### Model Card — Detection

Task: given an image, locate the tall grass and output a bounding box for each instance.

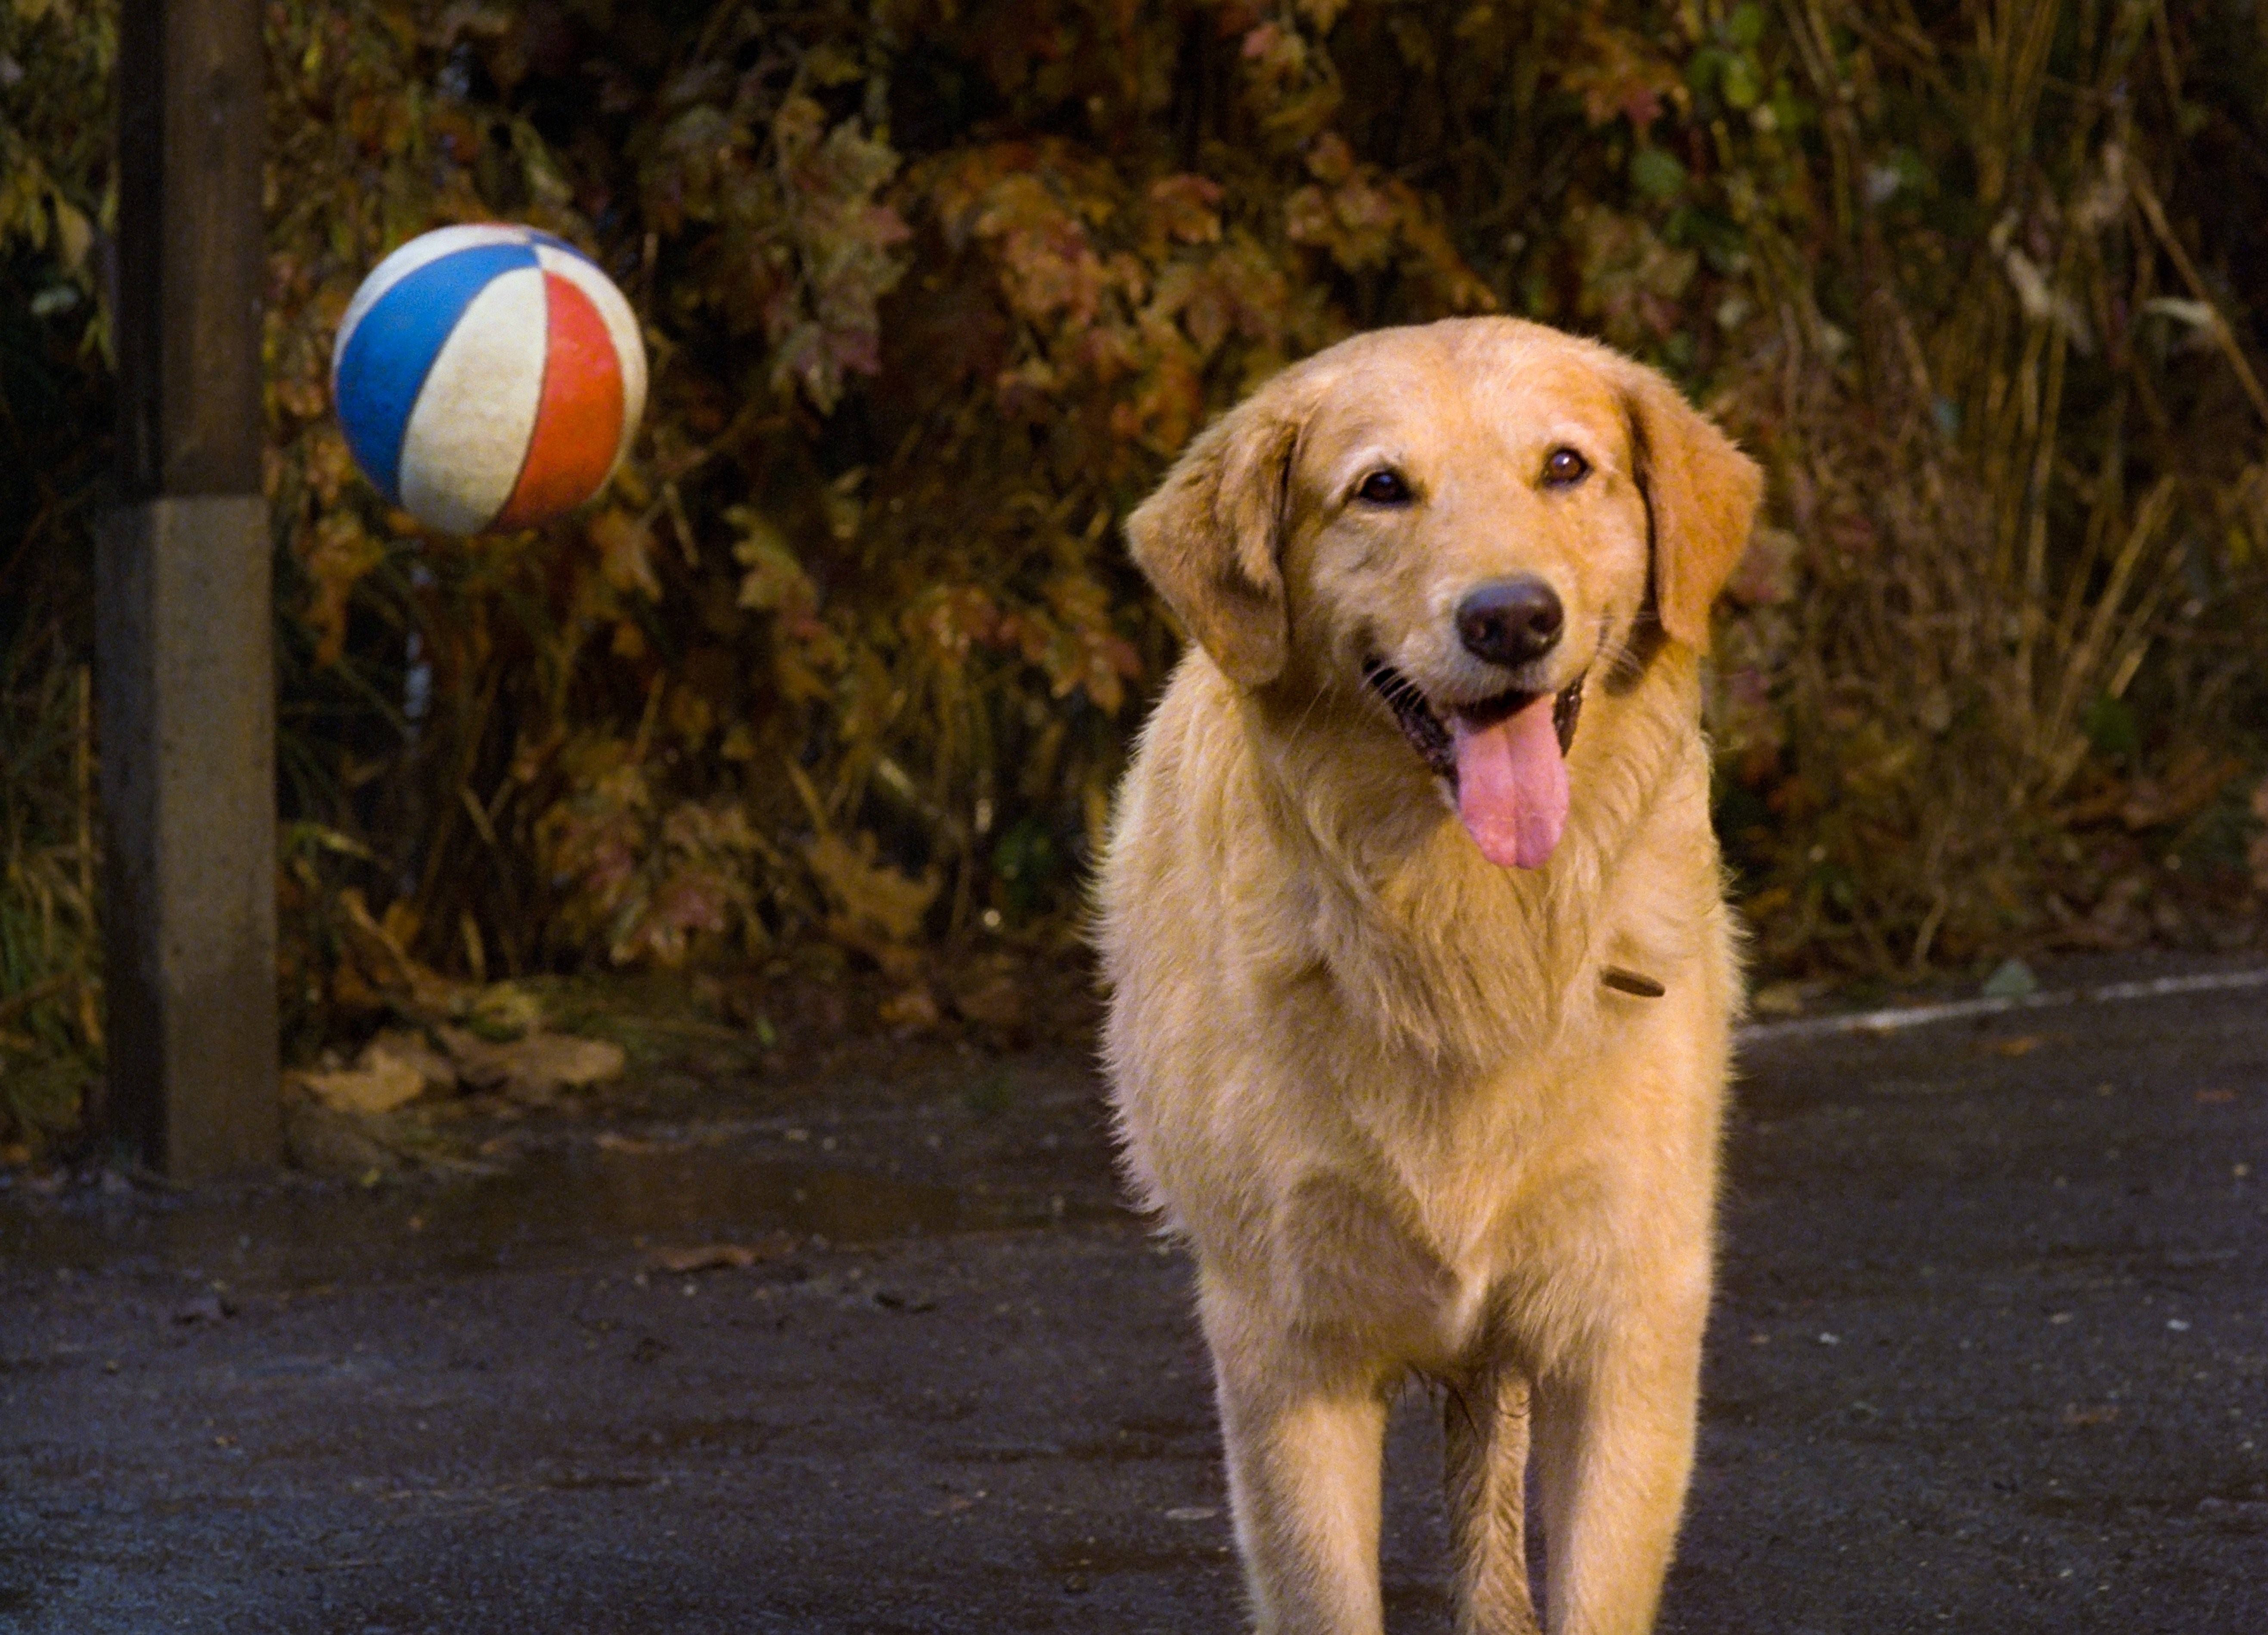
[0,633,99,1152]
[0,240,106,1154]
[1720,0,2268,969]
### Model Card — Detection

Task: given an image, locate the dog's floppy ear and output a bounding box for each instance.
[1619,364,1764,653]
[1124,388,1305,687]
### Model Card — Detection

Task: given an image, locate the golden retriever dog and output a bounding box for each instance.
[1095,317,1762,1635]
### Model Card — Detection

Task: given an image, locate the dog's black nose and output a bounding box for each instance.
[1455,576,1564,668]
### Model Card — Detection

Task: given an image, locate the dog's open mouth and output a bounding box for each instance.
[1363,660,1585,870]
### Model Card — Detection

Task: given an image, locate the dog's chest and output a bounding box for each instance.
[1319,1009,1674,1357]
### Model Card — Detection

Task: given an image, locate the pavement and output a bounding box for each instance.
[3,952,2265,1633]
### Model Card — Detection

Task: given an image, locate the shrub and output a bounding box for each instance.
[6,0,2268,1149]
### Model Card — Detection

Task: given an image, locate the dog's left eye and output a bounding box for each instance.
[1542,447,1590,487]
[1354,469,1413,506]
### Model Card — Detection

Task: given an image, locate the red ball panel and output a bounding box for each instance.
[493,270,626,531]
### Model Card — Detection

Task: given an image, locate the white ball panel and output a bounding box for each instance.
[396,267,548,534]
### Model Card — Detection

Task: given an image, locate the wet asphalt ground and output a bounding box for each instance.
[3,954,2265,1633]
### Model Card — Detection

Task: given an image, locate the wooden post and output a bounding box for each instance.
[97,0,279,1179]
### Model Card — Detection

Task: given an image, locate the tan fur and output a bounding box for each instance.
[1097,318,1762,1635]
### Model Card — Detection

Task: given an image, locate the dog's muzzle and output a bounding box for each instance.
[1362,661,1585,787]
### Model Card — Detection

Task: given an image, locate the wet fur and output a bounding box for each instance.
[1095,319,1761,1634]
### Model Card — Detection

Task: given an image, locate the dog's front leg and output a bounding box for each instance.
[1530,1292,1708,1635]
[1203,1283,1391,1635]
[1443,1365,1541,1634]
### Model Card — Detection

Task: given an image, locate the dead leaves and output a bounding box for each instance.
[288,890,631,1163]
[439,1027,627,1105]
[759,99,911,410]
[1568,202,1700,350]
[330,889,460,1017]
[874,954,1033,1041]
[648,1236,797,1274]
[590,508,662,601]
[296,1045,431,1116]
[728,507,842,704]
[533,740,766,969]
[1145,175,1224,247]
[1285,135,1496,313]
[292,1009,627,1120]
[877,985,943,1031]
[642,87,909,413]
[920,140,1325,457]
[89,0,2268,1034]
[943,961,1030,1037]
[2057,748,2243,833]
[223,0,1531,1003]
[1557,19,1689,129]
[804,830,940,953]
[296,512,387,668]
[283,1008,631,1175]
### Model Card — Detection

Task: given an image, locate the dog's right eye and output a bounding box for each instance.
[1354,469,1413,506]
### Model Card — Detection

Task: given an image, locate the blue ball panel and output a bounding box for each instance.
[335,241,541,504]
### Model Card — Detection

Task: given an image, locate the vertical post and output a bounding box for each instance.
[98,0,278,1179]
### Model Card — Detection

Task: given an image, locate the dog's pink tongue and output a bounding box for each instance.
[1451,697,1568,869]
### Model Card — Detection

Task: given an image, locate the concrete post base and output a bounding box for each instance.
[96,494,279,1181]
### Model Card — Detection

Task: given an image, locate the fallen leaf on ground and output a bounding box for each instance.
[438,1026,512,1090]
[650,1236,797,1273]
[594,1131,663,1153]
[464,983,545,1042]
[357,1030,458,1096]
[441,1028,627,1103]
[948,969,1029,1032]
[1976,1034,2044,1058]
[503,1034,627,1099]
[295,1057,426,1115]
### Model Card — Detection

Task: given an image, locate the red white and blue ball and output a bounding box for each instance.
[332,224,648,535]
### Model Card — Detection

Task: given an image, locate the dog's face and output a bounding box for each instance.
[1126,319,1761,869]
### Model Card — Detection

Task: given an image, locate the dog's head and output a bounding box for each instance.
[1125,318,1761,870]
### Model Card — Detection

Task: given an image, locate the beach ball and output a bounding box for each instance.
[332,224,648,535]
